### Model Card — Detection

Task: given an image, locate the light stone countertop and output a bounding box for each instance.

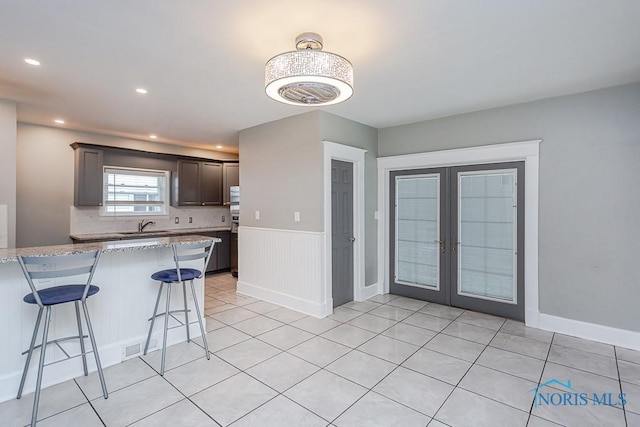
[69,226,232,242]
[0,235,221,263]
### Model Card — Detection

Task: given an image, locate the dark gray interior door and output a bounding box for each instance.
[332,160,354,307]
[389,168,449,304]
[389,162,525,320]
[450,162,525,320]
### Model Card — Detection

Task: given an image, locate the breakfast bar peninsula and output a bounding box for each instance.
[0,235,219,402]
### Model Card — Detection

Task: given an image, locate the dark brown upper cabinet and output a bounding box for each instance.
[173,160,222,206]
[72,143,104,207]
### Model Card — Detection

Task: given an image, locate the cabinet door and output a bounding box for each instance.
[201,162,222,206]
[74,147,104,206]
[217,231,231,270]
[177,160,201,206]
[222,163,240,205]
[206,232,219,273]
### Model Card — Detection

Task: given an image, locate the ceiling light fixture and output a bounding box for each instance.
[215,145,223,149]
[53,119,65,124]
[149,134,157,139]
[265,32,353,106]
[24,58,41,66]
[136,88,148,94]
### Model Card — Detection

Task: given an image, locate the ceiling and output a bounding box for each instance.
[1,1,639,153]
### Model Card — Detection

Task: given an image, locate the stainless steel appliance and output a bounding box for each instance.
[230,186,239,277]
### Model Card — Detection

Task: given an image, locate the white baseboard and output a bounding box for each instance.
[238,280,330,318]
[538,313,640,351]
[356,282,380,301]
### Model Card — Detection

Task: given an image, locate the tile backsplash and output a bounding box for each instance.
[70,205,230,235]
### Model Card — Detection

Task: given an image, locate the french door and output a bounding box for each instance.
[389,162,525,320]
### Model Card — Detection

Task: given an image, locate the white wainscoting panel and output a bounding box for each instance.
[237,226,329,317]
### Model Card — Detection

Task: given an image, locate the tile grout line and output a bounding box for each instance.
[613,346,630,426]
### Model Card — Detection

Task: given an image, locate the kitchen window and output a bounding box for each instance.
[103,167,169,216]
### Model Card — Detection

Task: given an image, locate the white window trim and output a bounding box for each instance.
[377,139,541,327]
[101,166,171,217]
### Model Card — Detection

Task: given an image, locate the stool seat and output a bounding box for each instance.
[151,268,202,283]
[23,285,100,305]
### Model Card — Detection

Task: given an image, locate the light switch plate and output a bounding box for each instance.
[294,211,300,222]
[374,211,378,220]
[255,210,260,220]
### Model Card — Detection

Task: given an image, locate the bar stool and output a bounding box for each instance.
[143,240,216,375]
[17,250,108,427]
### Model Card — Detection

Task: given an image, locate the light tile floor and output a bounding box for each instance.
[2,273,639,426]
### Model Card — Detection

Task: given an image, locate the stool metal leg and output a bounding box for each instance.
[82,301,108,399]
[75,301,88,376]
[144,284,163,355]
[160,282,172,375]
[31,306,52,427]
[182,281,190,342]
[17,307,43,399]
[189,280,210,359]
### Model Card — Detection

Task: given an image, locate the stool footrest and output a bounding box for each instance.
[21,334,89,355]
[147,308,191,322]
[43,350,96,368]
[166,319,206,331]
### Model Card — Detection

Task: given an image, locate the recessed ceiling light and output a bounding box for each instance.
[216,145,223,149]
[136,88,148,94]
[24,58,41,66]
[53,119,65,124]
[149,134,157,139]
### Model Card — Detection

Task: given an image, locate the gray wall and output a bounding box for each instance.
[0,100,17,248]
[379,82,640,332]
[238,111,379,286]
[16,123,238,247]
[320,112,379,286]
[239,111,323,232]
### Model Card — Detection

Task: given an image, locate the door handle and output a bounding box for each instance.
[434,236,445,253]
[452,236,459,255]
[348,237,356,243]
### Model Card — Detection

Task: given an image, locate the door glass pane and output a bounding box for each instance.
[458,170,517,302]
[395,175,439,289]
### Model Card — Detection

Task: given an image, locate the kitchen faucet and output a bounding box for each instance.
[138,219,156,232]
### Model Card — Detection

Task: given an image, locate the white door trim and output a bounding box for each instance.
[377,139,541,327]
[323,141,367,314]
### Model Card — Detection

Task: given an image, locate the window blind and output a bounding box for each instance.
[103,167,169,215]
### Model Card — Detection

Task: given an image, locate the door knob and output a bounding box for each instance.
[348,237,356,243]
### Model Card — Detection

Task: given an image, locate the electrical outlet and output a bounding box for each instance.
[174,217,179,224]
[188,216,193,224]
[222,215,225,222]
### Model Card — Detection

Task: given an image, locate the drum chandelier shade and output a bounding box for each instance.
[265,33,354,106]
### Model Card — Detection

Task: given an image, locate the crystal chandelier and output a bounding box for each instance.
[265,33,353,106]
